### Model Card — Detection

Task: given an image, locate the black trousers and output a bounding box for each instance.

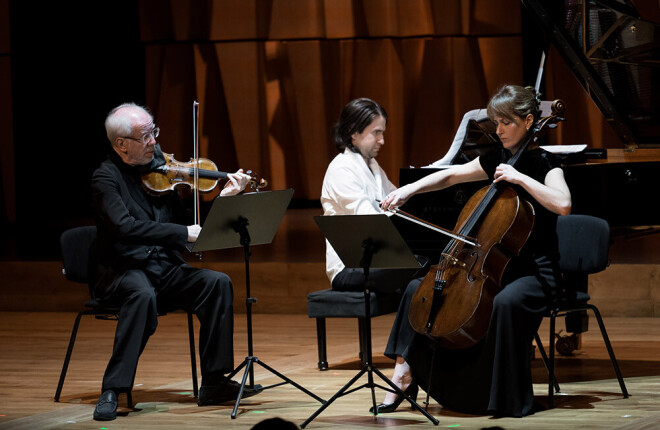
[100,258,234,393]
[331,255,429,294]
[331,267,421,294]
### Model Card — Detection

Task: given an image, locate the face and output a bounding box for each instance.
[115,109,157,166]
[493,113,534,153]
[351,115,386,161]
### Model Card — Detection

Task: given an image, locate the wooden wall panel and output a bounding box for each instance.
[215,42,268,174]
[282,40,330,197]
[268,0,326,39]
[208,0,261,40]
[467,0,521,35]
[137,0,529,201]
[139,0,523,41]
[322,0,356,38]
[429,0,463,35]
[143,35,524,200]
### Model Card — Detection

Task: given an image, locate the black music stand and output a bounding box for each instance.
[301,214,439,428]
[192,189,324,419]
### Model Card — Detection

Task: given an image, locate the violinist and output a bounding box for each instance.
[375,85,571,417]
[90,103,260,421]
[321,98,427,293]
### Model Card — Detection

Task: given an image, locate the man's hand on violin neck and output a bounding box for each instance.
[187,224,201,242]
[220,169,252,196]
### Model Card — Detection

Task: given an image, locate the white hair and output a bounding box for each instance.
[104,102,153,144]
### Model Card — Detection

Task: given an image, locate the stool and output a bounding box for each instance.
[307,289,403,370]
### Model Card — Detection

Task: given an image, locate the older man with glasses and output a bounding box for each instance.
[90,102,259,421]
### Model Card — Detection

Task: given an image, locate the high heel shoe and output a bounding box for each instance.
[369,381,419,414]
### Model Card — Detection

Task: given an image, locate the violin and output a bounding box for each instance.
[141,152,268,195]
[406,99,565,349]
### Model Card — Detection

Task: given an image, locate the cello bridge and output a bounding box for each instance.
[441,252,467,268]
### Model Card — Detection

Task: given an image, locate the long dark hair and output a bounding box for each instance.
[332,98,388,153]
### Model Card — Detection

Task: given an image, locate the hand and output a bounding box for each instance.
[220,169,252,196]
[380,186,412,211]
[187,224,201,242]
[493,164,524,185]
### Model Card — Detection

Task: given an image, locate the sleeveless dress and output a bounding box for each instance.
[384,147,564,417]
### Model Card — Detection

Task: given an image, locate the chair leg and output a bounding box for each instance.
[587,305,629,398]
[548,313,557,408]
[127,391,133,409]
[187,312,199,397]
[534,332,561,394]
[316,318,328,370]
[54,311,87,402]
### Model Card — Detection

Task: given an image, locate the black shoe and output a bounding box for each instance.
[198,378,263,406]
[93,390,118,421]
[370,382,419,414]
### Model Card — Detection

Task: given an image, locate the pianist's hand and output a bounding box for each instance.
[381,185,413,211]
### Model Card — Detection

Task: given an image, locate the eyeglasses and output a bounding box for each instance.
[121,126,160,144]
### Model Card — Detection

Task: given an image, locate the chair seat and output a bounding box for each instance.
[552,291,591,312]
[307,289,403,370]
[307,289,401,319]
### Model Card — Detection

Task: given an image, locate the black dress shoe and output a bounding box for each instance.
[198,378,263,406]
[93,390,118,421]
[370,382,419,414]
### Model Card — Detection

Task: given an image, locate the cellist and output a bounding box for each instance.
[375,85,571,417]
[90,103,260,421]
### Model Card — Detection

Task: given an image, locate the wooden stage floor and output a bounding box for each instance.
[1,312,659,430]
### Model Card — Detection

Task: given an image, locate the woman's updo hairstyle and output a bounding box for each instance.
[487,85,542,124]
[332,98,388,153]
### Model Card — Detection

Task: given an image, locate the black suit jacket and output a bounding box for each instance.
[91,145,190,300]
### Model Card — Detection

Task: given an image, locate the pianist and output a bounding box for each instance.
[320,97,426,294]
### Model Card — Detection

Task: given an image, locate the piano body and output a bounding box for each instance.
[397,0,660,263]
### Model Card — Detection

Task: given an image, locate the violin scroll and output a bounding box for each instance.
[246,170,268,191]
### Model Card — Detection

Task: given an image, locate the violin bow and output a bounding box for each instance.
[193,101,201,226]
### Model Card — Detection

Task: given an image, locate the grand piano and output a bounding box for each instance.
[396,0,660,262]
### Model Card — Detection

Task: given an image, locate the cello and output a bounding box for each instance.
[406,100,565,349]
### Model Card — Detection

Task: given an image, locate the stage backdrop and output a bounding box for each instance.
[2,0,659,315]
[136,0,621,205]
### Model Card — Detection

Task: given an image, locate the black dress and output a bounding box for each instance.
[384,147,564,417]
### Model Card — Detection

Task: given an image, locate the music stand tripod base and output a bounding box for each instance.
[301,215,439,428]
[193,189,325,418]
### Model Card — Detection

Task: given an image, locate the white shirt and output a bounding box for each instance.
[320,148,397,282]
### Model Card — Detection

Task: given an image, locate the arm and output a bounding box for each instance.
[322,165,384,215]
[381,157,488,210]
[92,165,189,247]
[493,164,572,216]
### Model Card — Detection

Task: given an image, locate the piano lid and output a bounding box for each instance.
[522,0,660,149]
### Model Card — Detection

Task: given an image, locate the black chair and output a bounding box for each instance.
[54,226,199,408]
[307,289,403,370]
[534,214,629,408]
